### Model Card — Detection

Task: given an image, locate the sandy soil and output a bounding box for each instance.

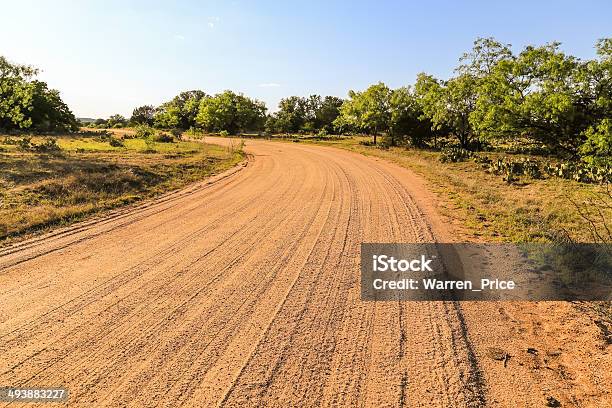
[0,138,609,407]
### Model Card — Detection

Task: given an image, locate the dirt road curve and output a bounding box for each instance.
[0,139,607,407]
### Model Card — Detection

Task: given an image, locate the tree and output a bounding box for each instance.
[130,105,156,126]
[1,56,78,132]
[580,119,612,165]
[29,80,78,131]
[93,118,108,127]
[316,96,344,132]
[196,90,266,134]
[416,73,478,148]
[275,96,308,133]
[334,82,392,144]
[471,42,588,153]
[264,114,278,134]
[271,95,343,134]
[0,56,37,130]
[576,38,612,160]
[388,86,434,147]
[107,114,127,128]
[154,90,208,129]
[457,37,513,77]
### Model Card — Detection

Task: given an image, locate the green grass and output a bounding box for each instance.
[0,132,244,244]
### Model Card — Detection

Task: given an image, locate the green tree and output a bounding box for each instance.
[130,105,156,126]
[580,118,612,165]
[471,42,589,153]
[457,37,513,77]
[416,73,478,148]
[316,96,344,132]
[275,96,308,133]
[29,80,78,131]
[1,56,78,132]
[196,90,266,134]
[107,114,127,128]
[264,114,278,134]
[388,86,434,147]
[154,90,208,129]
[272,95,343,133]
[334,82,392,144]
[0,56,37,130]
[93,118,108,128]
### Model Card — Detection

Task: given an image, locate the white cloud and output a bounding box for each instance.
[259,83,281,88]
[207,16,220,29]
[174,34,185,41]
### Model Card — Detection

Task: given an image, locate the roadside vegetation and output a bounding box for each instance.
[289,135,610,244]
[1,37,610,245]
[0,130,243,243]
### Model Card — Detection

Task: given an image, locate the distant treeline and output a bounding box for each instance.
[89,92,344,137]
[2,37,610,164]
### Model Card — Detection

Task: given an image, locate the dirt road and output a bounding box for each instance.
[0,138,609,407]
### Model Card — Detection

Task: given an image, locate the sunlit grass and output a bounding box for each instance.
[299,136,609,243]
[0,133,244,243]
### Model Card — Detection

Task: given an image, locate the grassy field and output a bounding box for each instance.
[0,131,244,244]
[285,135,611,244]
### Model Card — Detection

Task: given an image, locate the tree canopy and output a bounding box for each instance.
[195,90,266,134]
[334,82,393,144]
[266,95,344,134]
[0,56,77,131]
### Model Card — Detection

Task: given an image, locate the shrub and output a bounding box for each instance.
[135,125,156,139]
[34,138,61,153]
[152,133,174,143]
[359,140,376,146]
[473,155,610,184]
[440,147,472,162]
[170,128,183,140]
[544,162,611,184]
[580,119,612,167]
[109,137,124,147]
[219,130,229,137]
[16,137,61,153]
[17,137,33,151]
[93,130,113,142]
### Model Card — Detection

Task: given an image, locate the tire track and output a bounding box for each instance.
[0,138,490,407]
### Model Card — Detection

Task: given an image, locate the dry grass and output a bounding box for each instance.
[0,132,244,243]
[297,135,610,243]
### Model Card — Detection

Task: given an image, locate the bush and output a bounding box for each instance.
[473,155,610,184]
[135,125,156,139]
[152,133,174,143]
[16,137,61,153]
[359,140,376,146]
[93,130,113,142]
[34,138,61,153]
[544,162,611,184]
[109,137,124,147]
[440,147,473,162]
[485,157,543,183]
[219,130,229,137]
[580,119,612,167]
[17,137,33,151]
[170,128,183,140]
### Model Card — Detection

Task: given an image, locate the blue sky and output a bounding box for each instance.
[1,0,610,118]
